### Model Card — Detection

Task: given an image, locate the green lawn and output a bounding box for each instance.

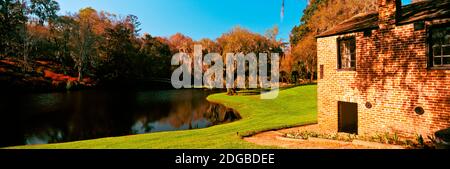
[7,85,317,149]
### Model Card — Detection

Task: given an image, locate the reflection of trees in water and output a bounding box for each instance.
[131,120,154,134]
[204,104,241,125]
[42,90,142,143]
[25,127,63,145]
[65,91,114,140]
[131,90,241,133]
[5,89,241,146]
[153,90,207,128]
[132,102,240,134]
[132,90,242,133]
[207,104,222,123]
[160,101,240,128]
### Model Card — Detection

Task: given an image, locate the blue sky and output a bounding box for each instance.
[56,0,412,42]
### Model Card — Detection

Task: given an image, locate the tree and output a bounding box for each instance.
[292,34,316,82]
[307,0,377,34]
[0,0,60,70]
[197,38,221,53]
[28,0,60,25]
[99,23,137,80]
[289,0,326,46]
[290,24,309,47]
[27,23,54,60]
[217,26,274,55]
[168,33,194,54]
[0,0,27,57]
[50,16,77,73]
[288,0,377,82]
[265,25,279,42]
[289,0,377,46]
[136,34,172,78]
[217,26,282,92]
[69,8,101,81]
[124,14,141,36]
[25,0,59,67]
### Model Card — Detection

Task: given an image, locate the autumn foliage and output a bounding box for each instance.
[0,0,284,91]
[286,0,377,82]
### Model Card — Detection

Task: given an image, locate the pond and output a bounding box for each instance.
[0,89,240,147]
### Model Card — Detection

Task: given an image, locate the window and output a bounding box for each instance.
[430,25,450,68]
[320,65,324,79]
[337,37,356,70]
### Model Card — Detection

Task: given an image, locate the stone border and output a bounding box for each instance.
[308,137,351,145]
[275,136,307,142]
[277,136,405,149]
[352,140,405,149]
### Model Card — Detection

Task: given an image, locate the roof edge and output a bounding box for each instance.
[315,26,379,38]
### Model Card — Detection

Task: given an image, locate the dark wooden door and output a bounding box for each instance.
[338,101,358,134]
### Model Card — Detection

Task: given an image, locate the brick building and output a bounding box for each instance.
[316,0,450,138]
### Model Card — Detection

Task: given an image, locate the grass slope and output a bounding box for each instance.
[8,85,317,149]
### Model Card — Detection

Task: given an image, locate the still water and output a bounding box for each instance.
[0,89,240,147]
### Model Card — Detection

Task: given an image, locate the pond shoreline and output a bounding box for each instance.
[5,85,318,149]
[0,88,237,147]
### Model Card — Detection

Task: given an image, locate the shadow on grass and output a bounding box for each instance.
[235,83,318,96]
[238,121,319,138]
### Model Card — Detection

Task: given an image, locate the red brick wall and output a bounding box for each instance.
[317,22,450,138]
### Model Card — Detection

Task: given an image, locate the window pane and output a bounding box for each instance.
[339,38,356,69]
[350,51,356,68]
[434,57,442,65]
[443,45,450,56]
[432,28,446,44]
[350,39,356,52]
[445,35,450,44]
[433,46,441,56]
[444,57,450,65]
[339,42,344,68]
[340,41,347,68]
[345,54,350,68]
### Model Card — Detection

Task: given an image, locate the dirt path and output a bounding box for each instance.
[243,125,404,149]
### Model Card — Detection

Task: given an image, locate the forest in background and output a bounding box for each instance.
[0,0,399,91]
[0,0,284,91]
